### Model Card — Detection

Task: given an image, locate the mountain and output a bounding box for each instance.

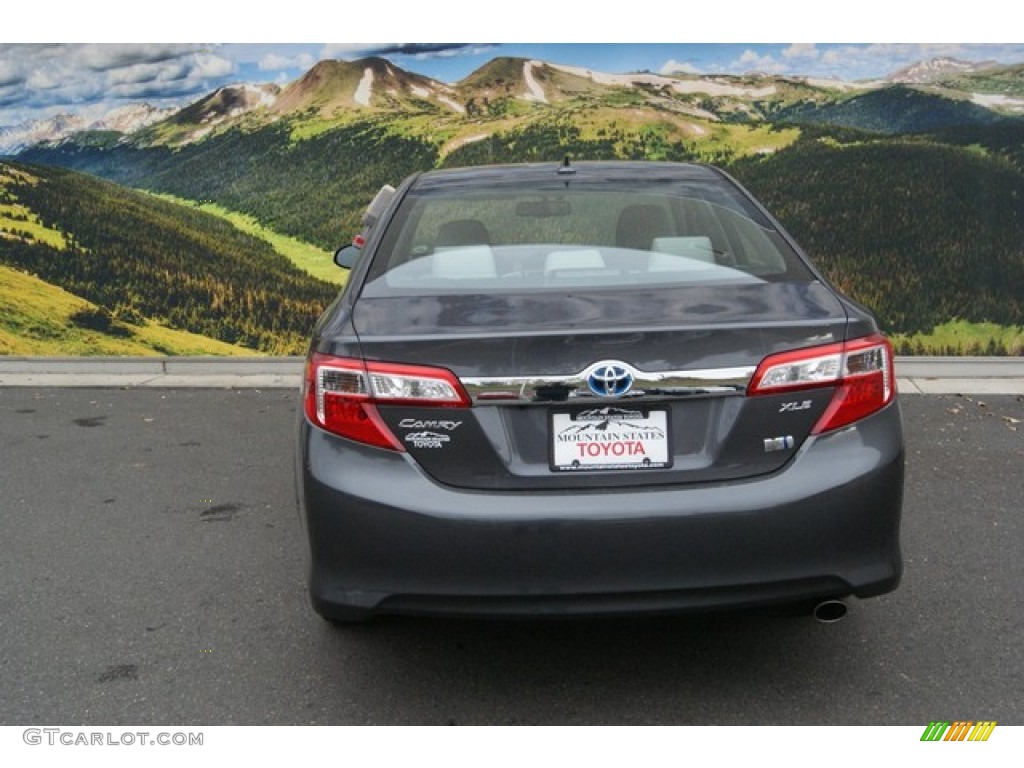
[271,57,462,118]
[458,57,610,106]
[0,104,177,155]
[886,57,996,84]
[0,104,178,155]
[10,55,1022,156]
[140,84,279,144]
[0,114,88,155]
[93,103,179,134]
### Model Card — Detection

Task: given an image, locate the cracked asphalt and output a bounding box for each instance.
[0,388,1021,725]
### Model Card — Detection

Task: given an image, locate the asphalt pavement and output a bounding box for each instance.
[0,383,1021,725]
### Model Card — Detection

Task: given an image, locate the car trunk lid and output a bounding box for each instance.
[347,281,849,490]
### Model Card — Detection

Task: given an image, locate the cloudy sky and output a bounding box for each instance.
[3,3,1021,127]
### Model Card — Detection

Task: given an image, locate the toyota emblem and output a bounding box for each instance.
[586,363,635,397]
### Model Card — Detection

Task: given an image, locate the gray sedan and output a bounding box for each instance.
[295,160,904,623]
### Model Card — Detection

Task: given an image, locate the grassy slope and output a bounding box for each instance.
[148,192,345,285]
[0,165,69,249]
[0,264,255,356]
[0,160,337,355]
[891,320,1024,356]
[0,201,68,249]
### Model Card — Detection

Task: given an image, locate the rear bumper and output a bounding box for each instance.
[297,401,904,620]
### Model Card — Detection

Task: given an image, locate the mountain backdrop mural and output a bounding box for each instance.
[2,44,1023,356]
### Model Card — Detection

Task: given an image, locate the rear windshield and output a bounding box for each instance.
[360,178,814,296]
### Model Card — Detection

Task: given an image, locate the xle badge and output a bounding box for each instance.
[779,400,812,413]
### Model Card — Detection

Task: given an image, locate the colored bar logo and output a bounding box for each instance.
[921,721,996,741]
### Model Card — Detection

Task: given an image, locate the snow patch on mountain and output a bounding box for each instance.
[887,57,994,84]
[548,62,778,98]
[804,77,883,92]
[94,104,179,133]
[522,60,547,103]
[354,67,374,106]
[971,92,1024,111]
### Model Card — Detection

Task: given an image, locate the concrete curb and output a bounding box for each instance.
[1,356,1023,394]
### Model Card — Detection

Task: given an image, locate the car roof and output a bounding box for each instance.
[411,161,727,191]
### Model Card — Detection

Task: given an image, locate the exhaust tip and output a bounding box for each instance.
[813,599,847,623]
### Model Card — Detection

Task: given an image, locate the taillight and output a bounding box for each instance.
[304,353,470,450]
[748,334,895,434]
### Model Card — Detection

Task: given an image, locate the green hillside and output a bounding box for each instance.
[19,117,1024,342]
[146,192,344,286]
[0,263,255,356]
[19,120,439,250]
[19,109,801,250]
[0,161,337,354]
[730,134,1024,334]
[936,63,1024,99]
[774,85,1004,133]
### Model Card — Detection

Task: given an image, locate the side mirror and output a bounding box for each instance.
[334,244,360,269]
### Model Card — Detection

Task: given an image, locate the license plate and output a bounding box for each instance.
[551,407,670,471]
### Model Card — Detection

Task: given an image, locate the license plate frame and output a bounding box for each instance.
[550,407,671,472]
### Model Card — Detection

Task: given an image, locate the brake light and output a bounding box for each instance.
[748,334,895,434]
[303,353,470,449]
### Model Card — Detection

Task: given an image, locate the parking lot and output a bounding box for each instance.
[1,387,1021,725]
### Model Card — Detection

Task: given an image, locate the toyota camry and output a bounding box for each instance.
[295,160,904,623]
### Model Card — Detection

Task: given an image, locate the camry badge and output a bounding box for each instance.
[586,362,635,398]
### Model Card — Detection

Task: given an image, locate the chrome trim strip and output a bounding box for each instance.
[462,365,755,405]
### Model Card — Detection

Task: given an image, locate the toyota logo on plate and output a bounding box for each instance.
[586,362,635,397]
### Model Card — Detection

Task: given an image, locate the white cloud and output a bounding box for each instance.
[727,43,1024,81]
[258,52,314,72]
[0,43,240,126]
[782,44,819,60]
[192,54,234,79]
[734,49,785,74]
[320,44,374,60]
[0,58,22,87]
[77,44,203,72]
[106,60,188,87]
[26,70,60,90]
[659,59,700,76]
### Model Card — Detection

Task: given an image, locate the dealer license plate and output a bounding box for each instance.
[551,407,670,471]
